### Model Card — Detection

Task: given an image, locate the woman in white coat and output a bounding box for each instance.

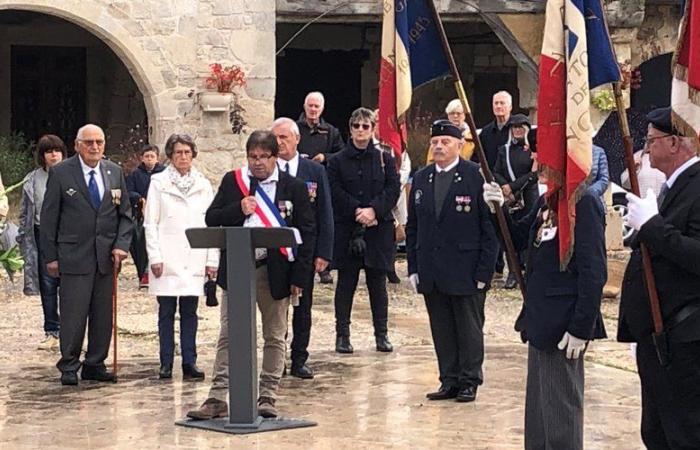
[144,134,218,380]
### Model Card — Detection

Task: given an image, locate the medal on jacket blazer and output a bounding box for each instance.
[278,200,293,219]
[111,189,122,206]
[455,195,471,212]
[305,181,318,203]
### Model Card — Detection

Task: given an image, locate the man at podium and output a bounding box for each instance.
[187,130,316,420]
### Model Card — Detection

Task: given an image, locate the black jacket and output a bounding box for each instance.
[126,162,165,203]
[618,161,700,343]
[40,155,133,275]
[205,170,316,299]
[296,114,345,161]
[327,141,400,271]
[473,120,511,170]
[514,194,607,350]
[294,157,334,262]
[406,159,498,295]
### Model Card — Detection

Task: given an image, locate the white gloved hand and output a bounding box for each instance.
[408,273,419,293]
[625,188,659,231]
[557,332,587,359]
[476,281,486,290]
[482,182,504,213]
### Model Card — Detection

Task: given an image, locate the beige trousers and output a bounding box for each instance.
[209,267,290,401]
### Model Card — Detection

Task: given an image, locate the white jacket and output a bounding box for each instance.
[144,168,218,296]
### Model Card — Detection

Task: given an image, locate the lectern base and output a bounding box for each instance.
[175,416,317,435]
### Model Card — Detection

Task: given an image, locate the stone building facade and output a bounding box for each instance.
[0,0,683,181]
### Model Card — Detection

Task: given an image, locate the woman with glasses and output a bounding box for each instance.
[327,107,401,354]
[426,99,475,164]
[17,134,67,351]
[144,134,218,380]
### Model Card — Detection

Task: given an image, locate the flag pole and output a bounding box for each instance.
[612,82,664,337]
[426,0,528,311]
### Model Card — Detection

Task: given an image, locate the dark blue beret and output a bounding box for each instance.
[647,107,679,136]
[431,120,463,139]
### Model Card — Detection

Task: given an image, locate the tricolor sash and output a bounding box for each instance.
[234,168,294,261]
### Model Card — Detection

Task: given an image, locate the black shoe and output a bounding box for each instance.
[61,371,78,386]
[81,366,116,382]
[504,272,518,290]
[375,334,394,352]
[182,363,205,380]
[159,364,172,379]
[290,363,314,379]
[387,271,401,284]
[426,385,460,400]
[319,270,334,284]
[456,386,478,403]
[335,335,354,354]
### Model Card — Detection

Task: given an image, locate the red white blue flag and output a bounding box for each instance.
[537,0,620,268]
[378,0,449,159]
[672,0,700,140]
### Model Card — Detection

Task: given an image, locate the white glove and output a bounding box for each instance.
[408,273,419,293]
[476,281,486,290]
[557,332,587,359]
[625,188,659,231]
[482,182,504,213]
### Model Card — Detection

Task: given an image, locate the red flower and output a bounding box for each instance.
[206,63,246,93]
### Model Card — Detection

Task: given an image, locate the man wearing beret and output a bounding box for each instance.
[406,120,498,403]
[619,106,700,448]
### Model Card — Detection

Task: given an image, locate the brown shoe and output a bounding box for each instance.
[257,396,278,418]
[186,398,228,420]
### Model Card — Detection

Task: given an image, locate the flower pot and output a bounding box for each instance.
[199,91,233,112]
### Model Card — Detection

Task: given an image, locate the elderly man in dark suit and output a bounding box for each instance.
[188,130,316,420]
[406,120,498,403]
[619,107,700,449]
[40,124,133,386]
[272,117,333,379]
[484,168,607,450]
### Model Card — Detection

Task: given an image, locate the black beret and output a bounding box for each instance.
[431,120,463,139]
[646,107,679,136]
[507,113,531,128]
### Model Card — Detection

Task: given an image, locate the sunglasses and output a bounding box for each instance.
[351,123,372,131]
[79,139,105,146]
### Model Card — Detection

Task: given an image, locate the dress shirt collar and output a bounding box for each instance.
[248,166,280,184]
[78,155,101,174]
[666,156,699,189]
[435,157,460,173]
[278,152,300,177]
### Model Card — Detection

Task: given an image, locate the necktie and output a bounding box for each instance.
[284,162,290,174]
[657,183,669,207]
[434,170,453,218]
[88,170,101,209]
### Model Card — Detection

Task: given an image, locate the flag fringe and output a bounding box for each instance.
[672,109,700,140]
[671,0,693,69]
[560,179,589,271]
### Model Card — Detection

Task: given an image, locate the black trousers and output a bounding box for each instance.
[291,271,315,365]
[57,269,113,373]
[130,221,148,278]
[334,265,388,336]
[424,291,485,389]
[636,338,700,449]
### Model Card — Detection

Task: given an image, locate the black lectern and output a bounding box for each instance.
[175,227,316,434]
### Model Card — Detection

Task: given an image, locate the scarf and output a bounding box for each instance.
[166,164,198,195]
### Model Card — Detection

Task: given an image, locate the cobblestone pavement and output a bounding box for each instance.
[0,258,643,449]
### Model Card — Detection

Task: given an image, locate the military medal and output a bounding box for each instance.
[455,195,472,213]
[278,201,287,219]
[111,189,122,206]
[306,181,318,203]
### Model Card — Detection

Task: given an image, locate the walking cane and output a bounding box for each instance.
[112,260,119,381]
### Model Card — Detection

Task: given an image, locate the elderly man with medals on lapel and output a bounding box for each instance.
[406,119,499,403]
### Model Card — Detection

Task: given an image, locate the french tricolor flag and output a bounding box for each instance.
[378,0,449,160]
[672,0,700,140]
[537,0,620,268]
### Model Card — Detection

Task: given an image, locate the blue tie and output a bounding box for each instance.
[88,170,101,209]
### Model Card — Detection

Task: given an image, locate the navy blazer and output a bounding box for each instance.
[295,157,334,263]
[619,161,700,343]
[205,170,316,299]
[515,193,607,350]
[406,159,498,296]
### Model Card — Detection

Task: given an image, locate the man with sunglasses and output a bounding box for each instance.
[40,124,133,386]
[618,107,700,449]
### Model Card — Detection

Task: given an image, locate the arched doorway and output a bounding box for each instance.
[0,9,148,160]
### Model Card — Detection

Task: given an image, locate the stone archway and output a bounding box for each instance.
[0,1,168,142]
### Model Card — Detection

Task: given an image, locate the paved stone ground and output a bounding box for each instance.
[0,258,643,449]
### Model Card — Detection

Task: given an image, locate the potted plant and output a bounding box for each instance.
[200,63,246,112]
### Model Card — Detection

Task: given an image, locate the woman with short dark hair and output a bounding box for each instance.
[17,134,68,350]
[144,133,218,380]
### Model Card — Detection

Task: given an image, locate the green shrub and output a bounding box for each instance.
[0,133,35,187]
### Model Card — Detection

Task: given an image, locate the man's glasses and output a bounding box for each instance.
[642,134,674,150]
[247,154,273,163]
[79,139,105,147]
[351,123,372,131]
